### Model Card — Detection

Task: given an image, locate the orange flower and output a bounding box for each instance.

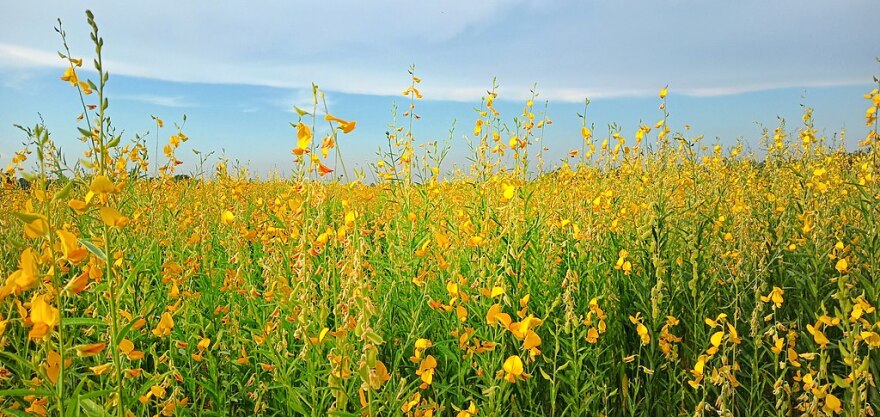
[75,342,107,357]
[318,162,334,176]
[324,114,357,133]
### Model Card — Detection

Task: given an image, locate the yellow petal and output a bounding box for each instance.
[89,175,116,194]
[502,355,524,377]
[99,206,129,228]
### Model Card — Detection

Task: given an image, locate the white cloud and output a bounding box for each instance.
[1,69,36,90]
[273,88,333,115]
[0,43,65,68]
[116,94,195,108]
[677,78,869,97]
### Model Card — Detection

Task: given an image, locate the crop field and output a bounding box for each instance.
[2,10,880,417]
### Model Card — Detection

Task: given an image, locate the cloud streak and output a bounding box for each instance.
[115,94,195,108]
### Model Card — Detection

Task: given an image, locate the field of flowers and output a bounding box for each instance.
[1,11,879,417]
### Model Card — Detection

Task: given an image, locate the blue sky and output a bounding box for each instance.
[1,1,878,178]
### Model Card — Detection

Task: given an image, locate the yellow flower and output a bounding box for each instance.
[727,322,741,345]
[629,313,651,345]
[119,338,144,360]
[858,331,880,348]
[2,248,40,298]
[704,313,727,328]
[659,86,668,99]
[485,286,505,298]
[486,304,512,327]
[90,363,113,376]
[414,338,431,349]
[79,81,93,95]
[152,312,174,338]
[99,206,130,228]
[19,212,50,239]
[823,393,842,414]
[310,327,330,345]
[835,258,848,274]
[581,126,592,141]
[500,355,525,383]
[294,123,312,155]
[770,335,784,354]
[29,293,59,340]
[57,229,88,264]
[402,393,421,413]
[501,183,515,202]
[614,250,632,275]
[44,350,61,384]
[457,401,477,417]
[508,315,542,339]
[68,198,89,214]
[806,323,829,349]
[688,355,706,388]
[61,67,78,86]
[709,330,725,349]
[221,210,235,225]
[416,354,437,388]
[586,327,599,344]
[367,360,391,389]
[89,175,116,194]
[402,86,423,99]
[523,329,542,358]
[760,286,784,309]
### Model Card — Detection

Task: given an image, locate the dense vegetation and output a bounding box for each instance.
[1,10,879,417]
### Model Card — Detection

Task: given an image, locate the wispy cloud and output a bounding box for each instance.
[0,43,64,68]
[116,94,195,108]
[676,78,870,98]
[1,69,36,90]
[274,89,333,115]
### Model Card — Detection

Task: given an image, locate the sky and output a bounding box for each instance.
[1,0,878,179]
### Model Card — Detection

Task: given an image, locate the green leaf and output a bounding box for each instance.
[11,211,45,223]
[539,367,553,381]
[80,238,107,262]
[832,374,850,389]
[80,399,112,417]
[106,135,121,148]
[52,180,75,202]
[64,317,108,327]
[2,408,35,417]
[294,106,310,116]
[0,387,53,397]
[363,329,384,345]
